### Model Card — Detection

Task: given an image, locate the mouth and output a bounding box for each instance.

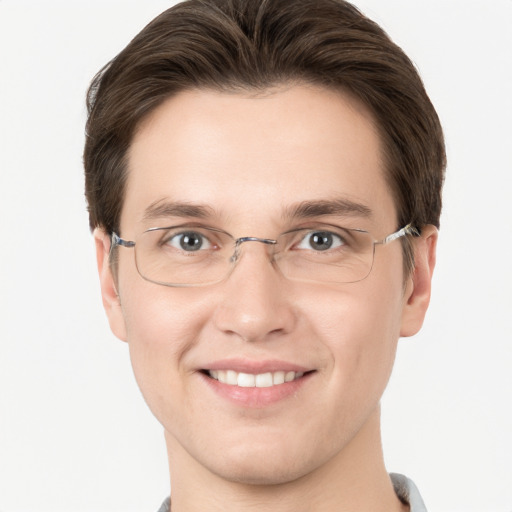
[199,363,316,407]
[205,369,308,388]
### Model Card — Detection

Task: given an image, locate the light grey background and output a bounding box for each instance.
[1,1,511,511]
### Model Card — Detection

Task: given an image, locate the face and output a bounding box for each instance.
[96,85,435,486]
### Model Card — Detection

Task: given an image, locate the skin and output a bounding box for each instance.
[95,85,437,512]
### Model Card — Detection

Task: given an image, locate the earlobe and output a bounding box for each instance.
[94,228,128,342]
[400,225,438,337]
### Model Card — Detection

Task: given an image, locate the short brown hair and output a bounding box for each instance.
[84,0,445,270]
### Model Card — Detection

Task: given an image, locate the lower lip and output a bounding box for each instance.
[199,372,313,408]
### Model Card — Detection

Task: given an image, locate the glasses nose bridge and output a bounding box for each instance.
[230,236,278,264]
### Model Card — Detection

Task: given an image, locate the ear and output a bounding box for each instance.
[94,228,128,342]
[400,225,438,337]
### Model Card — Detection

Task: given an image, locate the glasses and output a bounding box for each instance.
[111,223,418,287]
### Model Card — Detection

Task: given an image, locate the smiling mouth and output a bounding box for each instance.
[205,369,309,388]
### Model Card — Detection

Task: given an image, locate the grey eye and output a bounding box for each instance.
[166,231,212,251]
[297,231,344,251]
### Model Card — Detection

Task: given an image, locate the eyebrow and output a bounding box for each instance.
[284,198,373,220]
[142,200,215,222]
[141,197,373,224]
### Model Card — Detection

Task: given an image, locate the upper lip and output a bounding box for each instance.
[201,358,312,374]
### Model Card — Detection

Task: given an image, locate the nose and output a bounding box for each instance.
[212,240,297,343]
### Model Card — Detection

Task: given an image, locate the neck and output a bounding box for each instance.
[164,406,407,512]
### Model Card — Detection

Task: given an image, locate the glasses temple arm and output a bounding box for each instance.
[111,232,136,248]
[382,223,419,245]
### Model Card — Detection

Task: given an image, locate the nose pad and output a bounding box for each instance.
[230,236,277,265]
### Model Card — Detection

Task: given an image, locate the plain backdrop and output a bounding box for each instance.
[0,1,511,511]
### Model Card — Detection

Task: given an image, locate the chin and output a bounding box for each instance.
[212,460,308,486]
[201,440,322,486]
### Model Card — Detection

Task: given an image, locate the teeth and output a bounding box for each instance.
[273,371,285,385]
[226,370,238,385]
[255,372,273,387]
[208,369,305,387]
[237,373,255,387]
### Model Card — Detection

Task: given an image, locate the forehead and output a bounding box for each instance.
[123,85,396,233]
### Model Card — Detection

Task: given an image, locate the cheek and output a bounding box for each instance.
[119,280,212,417]
[306,271,405,400]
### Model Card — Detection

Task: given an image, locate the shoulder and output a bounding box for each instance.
[390,473,428,512]
[155,496,170,512]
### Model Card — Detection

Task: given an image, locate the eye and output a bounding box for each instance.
[296,230,345,251]
[164,231,213,252]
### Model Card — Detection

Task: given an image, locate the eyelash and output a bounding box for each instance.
[158,226,352,254]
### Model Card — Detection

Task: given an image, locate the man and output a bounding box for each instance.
[84,0,445,510]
